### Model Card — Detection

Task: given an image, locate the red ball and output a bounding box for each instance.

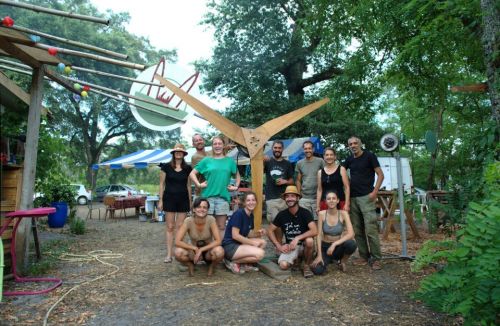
[2,16,14,27]
[83,85,90,92]
[48,47,58,56]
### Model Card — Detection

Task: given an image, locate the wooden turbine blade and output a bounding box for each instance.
[250,148,264,230]
[257,98,329,137]
[155,74,245,145]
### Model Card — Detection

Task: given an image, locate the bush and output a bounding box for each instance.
[411,163,500,325]
[70,217,86,235]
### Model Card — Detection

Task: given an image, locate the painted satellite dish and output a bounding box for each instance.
[129,57,200,131]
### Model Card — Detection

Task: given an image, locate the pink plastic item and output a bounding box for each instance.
[1,207,62,296]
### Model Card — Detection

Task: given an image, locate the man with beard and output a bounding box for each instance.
[190,134,210,198]
[295,140,325,219]
[264,140,294,241]
[267,186,318,278]
[343,136,384,270]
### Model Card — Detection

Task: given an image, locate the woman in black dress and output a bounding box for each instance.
[159,143,192,263]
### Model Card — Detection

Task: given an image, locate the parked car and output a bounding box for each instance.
[35,183,91,205]
[72,184,92,205]
[94,184,138,202]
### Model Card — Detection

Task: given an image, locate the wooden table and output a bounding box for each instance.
[105,196,146,220]
[377,191,421,240]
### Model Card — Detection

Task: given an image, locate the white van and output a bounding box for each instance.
[375,157,413,194]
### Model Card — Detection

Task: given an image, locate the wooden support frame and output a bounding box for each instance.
[377,191,421,240]
[155,74,329,229]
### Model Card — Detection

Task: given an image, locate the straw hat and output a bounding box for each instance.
[170,143,188,156]
[281,185,301,199]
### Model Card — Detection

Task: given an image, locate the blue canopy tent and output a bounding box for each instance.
[92,136,323,170]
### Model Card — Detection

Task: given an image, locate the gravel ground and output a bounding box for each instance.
[0,205,455,325]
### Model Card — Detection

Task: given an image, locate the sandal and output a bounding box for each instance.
[371,260,382,270]
[164,257,172,263]
[338,261,347,272]
[303,265,314,278]
[352,258,368,266]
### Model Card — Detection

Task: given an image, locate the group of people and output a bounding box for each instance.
[158,133,384,277]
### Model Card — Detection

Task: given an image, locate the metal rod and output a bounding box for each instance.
[0,64,183,119]
[0,59,158,88]
[6,25,127,59]
[63,75,177,110]
[395,152,408,257]
[0,0,110,25]
[72,66,162,86]
[34,43,145,70]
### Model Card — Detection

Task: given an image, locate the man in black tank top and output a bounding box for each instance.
[343,136,384,270]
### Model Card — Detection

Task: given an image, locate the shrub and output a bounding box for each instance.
[70,217,86,235]
[411,163,500,325]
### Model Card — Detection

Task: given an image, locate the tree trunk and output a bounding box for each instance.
[426,104,445,190]
[480,0,500,127]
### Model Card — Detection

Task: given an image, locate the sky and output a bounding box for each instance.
[90,0,222,141]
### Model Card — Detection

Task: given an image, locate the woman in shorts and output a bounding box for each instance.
[190,136,240,237]
[174,197,224,276]
[159,143,192,263]
[222,191,266,274]
[316,147,350,212]
[311,191,357,275]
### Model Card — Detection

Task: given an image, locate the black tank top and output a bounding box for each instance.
[320,166,345,201]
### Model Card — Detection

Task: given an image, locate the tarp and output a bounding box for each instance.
[92,136,323,170]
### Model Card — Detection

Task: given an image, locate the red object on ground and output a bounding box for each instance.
[47,47,58,56]
[2,16,14,27]
[1,207,63,296]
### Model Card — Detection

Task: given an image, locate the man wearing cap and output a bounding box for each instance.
[343,136,384,270]
[267,185,318,278]
[295,140,325,219]
[264,140,294,241]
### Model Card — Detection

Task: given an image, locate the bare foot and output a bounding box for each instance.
[187,262,195,276]
[207,263,214,276]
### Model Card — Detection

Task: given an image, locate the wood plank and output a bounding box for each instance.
[0,26,33,45]
[0,71,30,104]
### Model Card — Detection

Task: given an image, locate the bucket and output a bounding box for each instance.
[48,202,68,228]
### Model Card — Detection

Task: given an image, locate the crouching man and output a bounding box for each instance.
[267,186,318,278]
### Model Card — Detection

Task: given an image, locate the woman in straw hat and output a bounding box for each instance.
[159,143,192,263]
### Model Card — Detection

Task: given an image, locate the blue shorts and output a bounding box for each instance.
[207,197,230,216]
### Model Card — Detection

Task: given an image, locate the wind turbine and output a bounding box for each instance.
[155,74,329,229]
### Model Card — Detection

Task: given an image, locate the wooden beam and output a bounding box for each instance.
[4,25,128,59]
[450,83,488,93]
[0,26,32,45]
[0,35,40,67]
[0,0,110,25]
[0,70,30,104]
[19,65,45,269]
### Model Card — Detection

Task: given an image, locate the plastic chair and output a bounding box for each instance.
[103,196,116,221]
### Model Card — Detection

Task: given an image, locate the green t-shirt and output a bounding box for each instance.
[196,157,237,202]
[295,156,325,199]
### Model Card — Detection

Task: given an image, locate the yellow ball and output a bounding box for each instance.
[64,66,72,74]
[81,91,88,97]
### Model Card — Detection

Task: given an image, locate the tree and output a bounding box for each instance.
[199,0,386,143]
[4,0,178,188]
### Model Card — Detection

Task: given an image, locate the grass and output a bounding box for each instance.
[24,239,71,276]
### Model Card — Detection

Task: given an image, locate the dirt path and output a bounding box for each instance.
[1,206,453,325]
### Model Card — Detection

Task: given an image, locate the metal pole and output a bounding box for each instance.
[395,152,408,257]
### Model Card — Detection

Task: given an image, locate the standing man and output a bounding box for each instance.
[343,136,384,270]
[190,133,209,197]
[267,185,318,278]
[295,140,325,219]
[264,140,294,241]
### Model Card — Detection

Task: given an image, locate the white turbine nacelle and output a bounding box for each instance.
[380,134,399,152]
